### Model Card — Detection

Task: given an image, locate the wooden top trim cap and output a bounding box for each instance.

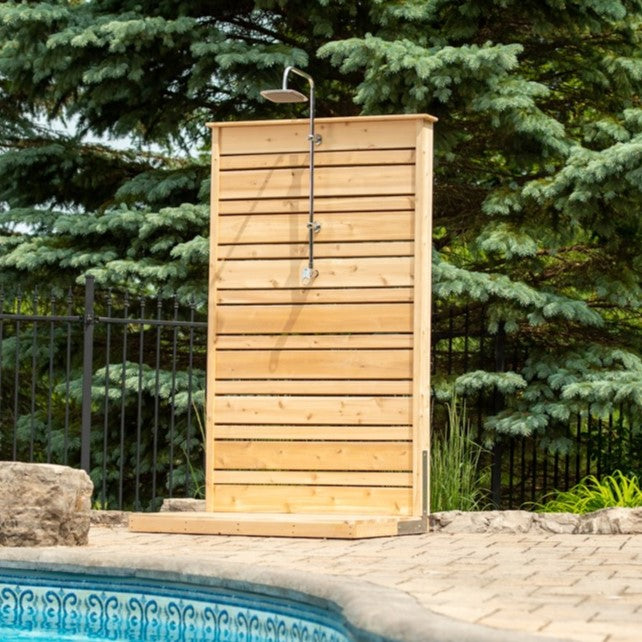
[206,113,437,128]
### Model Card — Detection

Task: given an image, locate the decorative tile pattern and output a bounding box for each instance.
[0,570,352,642]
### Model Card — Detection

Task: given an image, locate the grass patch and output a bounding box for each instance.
[534,471,642,514]
[430,396,488,512]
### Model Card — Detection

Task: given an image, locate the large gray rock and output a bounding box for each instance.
[578,507,642,534]
[430,510,539,534]
[90,509,129,527]
[532,511,579,534]
[0,462,93,546]
[160,498,206,512]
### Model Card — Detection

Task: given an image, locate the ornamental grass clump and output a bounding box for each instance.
[535,471,642,514]
[430,396,488,512]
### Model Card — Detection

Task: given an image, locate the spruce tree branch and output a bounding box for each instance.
[222,17,302,47]
[0,135,188,169]
[535,245,596,257]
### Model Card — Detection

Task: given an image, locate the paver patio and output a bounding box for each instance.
[76,527,642,642]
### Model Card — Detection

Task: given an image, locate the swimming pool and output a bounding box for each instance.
[0,568,353,641]
[0,549,525,642]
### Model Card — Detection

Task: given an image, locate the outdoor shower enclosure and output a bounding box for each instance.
[130,113,436,538]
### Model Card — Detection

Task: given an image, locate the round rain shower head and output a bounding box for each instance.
[260,89,308,103]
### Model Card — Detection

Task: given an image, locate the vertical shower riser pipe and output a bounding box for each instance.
[308,82,315,277]
[277,66,320,284]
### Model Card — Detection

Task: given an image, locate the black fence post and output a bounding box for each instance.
[490,323,506,507]
[80,275,95,473]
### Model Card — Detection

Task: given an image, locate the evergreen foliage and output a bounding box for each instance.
[0,0,640,486]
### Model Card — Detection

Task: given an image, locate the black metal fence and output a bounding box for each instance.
[431,304,642,508]
[1,279,639,510]
[0,277,206,510]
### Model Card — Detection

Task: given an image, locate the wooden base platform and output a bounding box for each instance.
[128,512,427,539]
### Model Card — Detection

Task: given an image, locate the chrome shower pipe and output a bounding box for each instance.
[263,66,321,284]
[283,67,321,284]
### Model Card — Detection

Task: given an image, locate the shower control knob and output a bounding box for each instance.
[301,267,319,285]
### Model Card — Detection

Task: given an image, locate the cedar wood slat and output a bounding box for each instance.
[220,148,414,170]
[212,470,412,487]
[210,485,413,515]
[214,440,411,471]
[218,211,414,243]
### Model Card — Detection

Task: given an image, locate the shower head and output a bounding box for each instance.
[260,88,308,103]
[261,67,314,105]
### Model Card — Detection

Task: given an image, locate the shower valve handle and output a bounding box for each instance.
[301,267,319,285]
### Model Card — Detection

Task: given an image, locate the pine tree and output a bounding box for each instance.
[320,0,642,450]
[0,1,640,471]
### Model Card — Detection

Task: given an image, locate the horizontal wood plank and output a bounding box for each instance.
[220,165,413,200]
[213,425,413,440]
[218,212,413,244]
[214,396,412,425]
[218,241,414,260]
[220,149,414,170]
[214,380,412,395]
[212,470,412,486]
[217,349,411,380]
[211,485,412,515]
[214,334,413,350]
[215,257,413,289]
[218,119,418,154]
[215,441,411,471]
[216,288,413,305]
[218,195,413,215]
[216,304,413,334]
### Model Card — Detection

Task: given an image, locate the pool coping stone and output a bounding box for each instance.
[0,547,565,642]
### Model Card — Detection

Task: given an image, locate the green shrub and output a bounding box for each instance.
[430,396,488,512]
[534,471,642,514]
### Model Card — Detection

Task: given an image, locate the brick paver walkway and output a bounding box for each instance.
[85,528,642,642]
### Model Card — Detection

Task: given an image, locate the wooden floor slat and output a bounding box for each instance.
[129,512,426,538]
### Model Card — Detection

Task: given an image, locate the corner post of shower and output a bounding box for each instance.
[261,67,322,285]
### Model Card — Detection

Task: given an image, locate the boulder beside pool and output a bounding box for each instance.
[0,462,93,546]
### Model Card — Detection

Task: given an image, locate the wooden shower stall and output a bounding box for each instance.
[130,113,436,538]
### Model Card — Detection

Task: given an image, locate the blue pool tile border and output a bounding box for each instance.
[0,568,352,642]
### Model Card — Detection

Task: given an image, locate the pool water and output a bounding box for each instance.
[0,568,353,642]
